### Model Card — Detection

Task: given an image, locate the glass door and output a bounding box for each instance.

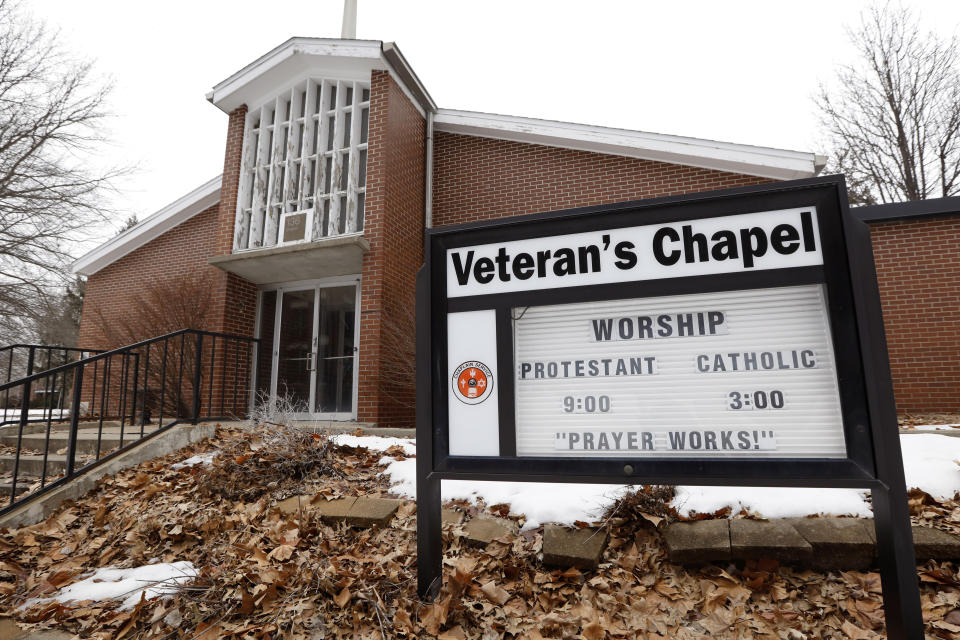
[257,282,358,419]
[315,286,356,415]
[274,289,316,412]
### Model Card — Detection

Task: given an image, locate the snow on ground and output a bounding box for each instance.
[25,562,197,611]
[901,434,960,499]
[347,434,960,528]
[382,455,626,530]
[171,453,217,469]
[671,486,872,519]
[331,434,416,455]
[909,424,960,431]
[0,409,69,420]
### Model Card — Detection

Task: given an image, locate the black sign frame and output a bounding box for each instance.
[416,176,922,638]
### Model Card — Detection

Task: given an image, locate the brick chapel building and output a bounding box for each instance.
[72,38,960,428]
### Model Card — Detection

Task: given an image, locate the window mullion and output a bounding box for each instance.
[264,95,285,246]
[249,107,271,248]
[328,80,346,237]
[299,79,317,220]
[315,81,331,239]
[234,111,257,249]
[345,81,362,233]
[283,86,301,214]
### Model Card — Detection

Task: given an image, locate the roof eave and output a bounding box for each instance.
[71,176,222,277]
[208,37,436,116]
[433,109,821,181]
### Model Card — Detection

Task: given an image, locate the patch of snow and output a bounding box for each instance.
[26,562,197,610]
[382,456,624,530]
[378,434,960,525]
[0,409,69,419]
[901,434,960,500]
[909,424,960,431]
[171,453,216,469]
[331,434,416,455]
[672,486,871,518]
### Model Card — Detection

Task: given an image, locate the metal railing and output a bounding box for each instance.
[1,345,105,425]
[0,329,259,516]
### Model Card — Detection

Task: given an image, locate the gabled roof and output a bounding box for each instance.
[74,38,827,278]
[206,38,436,117]
[71,176,222,276]
[434,110,827,181]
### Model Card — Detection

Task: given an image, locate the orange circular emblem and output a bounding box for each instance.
[451,361,494,404]
[457,367,487,399]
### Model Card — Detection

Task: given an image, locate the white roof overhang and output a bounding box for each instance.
[434,109,826,181]
[71,176,222,277]
[207,38,436,117]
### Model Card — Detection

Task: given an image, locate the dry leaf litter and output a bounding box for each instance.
[1,424,960,639]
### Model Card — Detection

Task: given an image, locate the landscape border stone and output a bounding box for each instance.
[664,519,731,565]
[542,524,608,570]
[729,519,813,564]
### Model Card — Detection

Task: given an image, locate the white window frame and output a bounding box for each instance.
[234,79,370,251]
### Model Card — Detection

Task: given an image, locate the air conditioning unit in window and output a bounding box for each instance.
[278,209,314,246]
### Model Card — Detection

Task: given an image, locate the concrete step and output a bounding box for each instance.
[0,479,41,498]
[0,455,68,475]
[0,429,157,455]
[0,421,123,436]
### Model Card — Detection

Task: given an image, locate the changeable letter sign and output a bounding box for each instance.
[416,177,922,638]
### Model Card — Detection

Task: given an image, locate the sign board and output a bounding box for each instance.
[416,177,922,638]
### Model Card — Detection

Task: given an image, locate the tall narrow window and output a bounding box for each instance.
[234,79,370,250]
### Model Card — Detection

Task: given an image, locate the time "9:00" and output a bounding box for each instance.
[562,395,611,413]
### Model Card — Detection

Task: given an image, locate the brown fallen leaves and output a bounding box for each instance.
[2,424,960,638]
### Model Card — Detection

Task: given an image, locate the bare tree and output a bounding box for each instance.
[817,3,960,203]
[91,272,215,347]
[0,0,122,325]
[31,276,84,349]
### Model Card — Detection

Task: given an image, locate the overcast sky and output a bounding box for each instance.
[29,0,960,241]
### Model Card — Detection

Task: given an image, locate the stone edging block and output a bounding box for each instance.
[664,519,731,565]
[663,518,960,569]
[542,524,608,570]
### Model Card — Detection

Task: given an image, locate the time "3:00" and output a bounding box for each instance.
[728,390,785,410]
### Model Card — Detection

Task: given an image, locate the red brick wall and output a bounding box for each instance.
[211,106,257,338]
[77,204,224,349]
[216,106,248,257]
[432,133,772,226]
[356,70,426,428]
[871,216,960,413]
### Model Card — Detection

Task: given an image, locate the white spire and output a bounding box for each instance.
[341,0,357,39]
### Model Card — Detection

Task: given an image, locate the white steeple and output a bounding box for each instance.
[341,0,357,39]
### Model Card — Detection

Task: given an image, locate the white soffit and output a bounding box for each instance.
[207,38,436,117]
[71,176,222,277]
[433,110,824,181]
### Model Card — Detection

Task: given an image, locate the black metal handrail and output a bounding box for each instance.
[0,329,259,516]
[1,345,105,425]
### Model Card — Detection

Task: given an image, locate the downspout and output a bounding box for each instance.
[425,110,434,228]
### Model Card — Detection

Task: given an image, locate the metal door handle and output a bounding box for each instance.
[306,352,316,371]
